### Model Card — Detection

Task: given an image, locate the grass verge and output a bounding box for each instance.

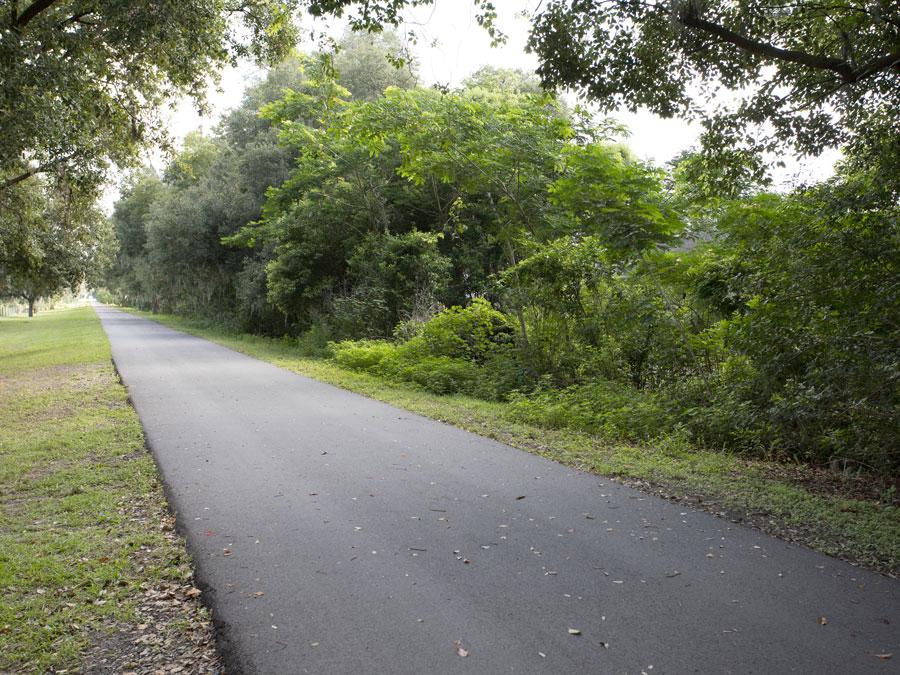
[0,307,219,673]
[124,308,899,576]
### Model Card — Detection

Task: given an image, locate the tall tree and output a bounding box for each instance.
[0,178,110,316]
[332,29,417,100]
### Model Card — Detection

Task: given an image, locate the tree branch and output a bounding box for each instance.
[679,11,856,81]
[13,0,60,29]
[57,10,98,29]
[0,168,39,191]
[853,51,900,82]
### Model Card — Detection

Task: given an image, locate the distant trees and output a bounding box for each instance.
[106,33,420,328]
[332,30,417,100]
[0,179,110,316]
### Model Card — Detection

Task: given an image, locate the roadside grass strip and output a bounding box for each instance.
[124,309,899,577]
[0,307,219,673]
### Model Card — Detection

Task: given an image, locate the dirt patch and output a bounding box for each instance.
[17,458,70,484]
[0,364,112,398]
[81,514,223,675]
[81,585,221,675]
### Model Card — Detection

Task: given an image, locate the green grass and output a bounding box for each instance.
[0,308,201,672]
[124,309,900,575]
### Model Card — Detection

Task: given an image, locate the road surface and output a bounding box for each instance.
[96,306,899,674]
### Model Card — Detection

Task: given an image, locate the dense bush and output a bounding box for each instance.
[418,298,515,361]
[329,301,521,397]
[330,338,484,396]
[508,379,677,442]
[330,339,397,372]
[696,185,900,469]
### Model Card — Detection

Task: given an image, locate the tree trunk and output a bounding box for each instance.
[504,239,530,349]
[27,298,34,318]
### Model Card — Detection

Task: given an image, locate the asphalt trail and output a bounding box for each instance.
[97,305,899,674]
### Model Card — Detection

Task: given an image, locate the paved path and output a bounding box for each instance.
[96,306,899,674]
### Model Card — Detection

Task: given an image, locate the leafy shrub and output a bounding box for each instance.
[380,353,482,395]
[330,340,397,371]
[419,297,515,361]
[294,322,335,357]
[508,378,676,442]
[328,337,484,396]
[701,190,900,470]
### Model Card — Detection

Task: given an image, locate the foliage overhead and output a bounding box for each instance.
[298,0,900,184]
[0,0,299,194]
[529,1,899,174]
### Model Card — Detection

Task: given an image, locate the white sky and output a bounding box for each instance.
[119,0,837,209]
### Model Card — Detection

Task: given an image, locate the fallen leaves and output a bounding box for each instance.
[453,639,469,657]
[818,616,828,625]
[875,653,893,660]
[568,628,581,636]
[83,579,220,673]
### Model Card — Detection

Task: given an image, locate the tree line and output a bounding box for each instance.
[103,35,899,475]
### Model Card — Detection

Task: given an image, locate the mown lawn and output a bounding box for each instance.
[125,309,899,576]
[0,307,217,673]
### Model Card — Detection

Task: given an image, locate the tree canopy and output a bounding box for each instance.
[0,0,299,194]
[0,177,111,315]
[298,0,900,186]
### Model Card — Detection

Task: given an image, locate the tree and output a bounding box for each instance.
[0,0,299,196]
[461,66,544,95]
[253,82,577,337]
[548,143,682,258]
[0,179,110,316]
[332,29,417,100]
[529,1,899,177]
[104,168,163,310]
[298,0,899,183]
